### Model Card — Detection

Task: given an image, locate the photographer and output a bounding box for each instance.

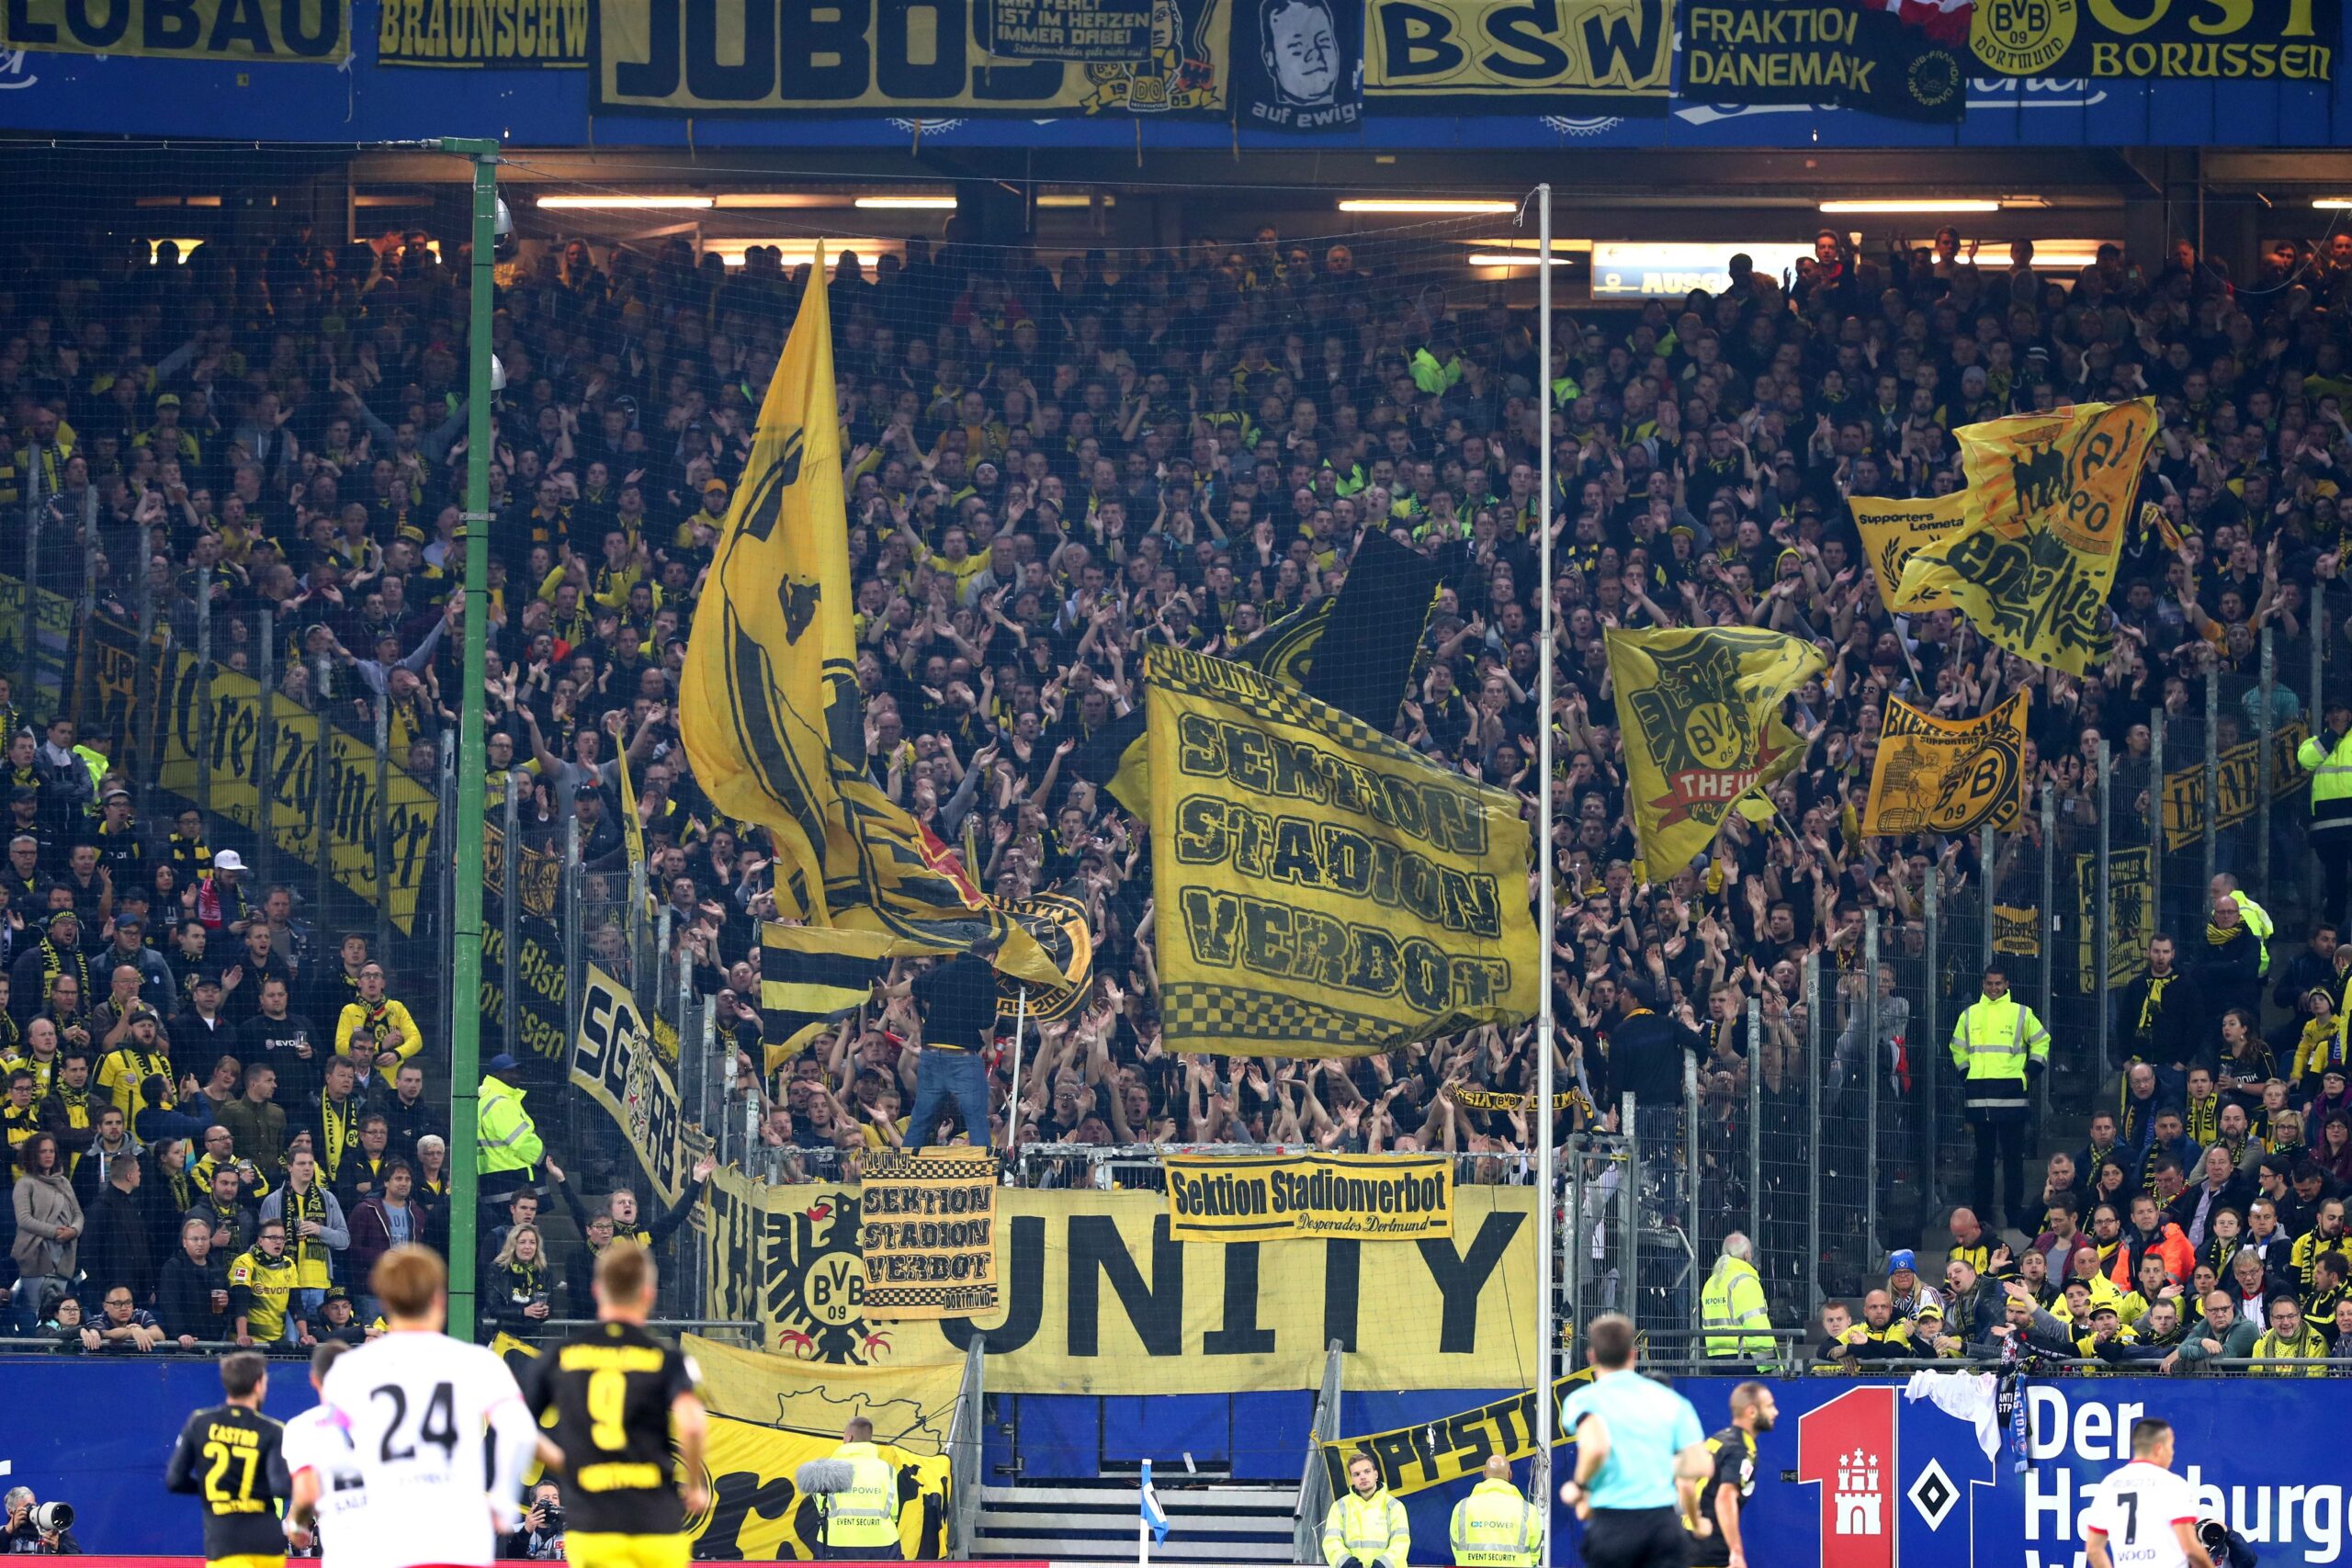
[1,1489,79,1555]
[498,1480,564,1561]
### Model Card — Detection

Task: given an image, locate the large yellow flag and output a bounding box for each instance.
[1850,491,1966,613]
[678,258,1059,985]
[1604,627,1825,872]
[1893,398,2158,675]
[1860,688,2030,837]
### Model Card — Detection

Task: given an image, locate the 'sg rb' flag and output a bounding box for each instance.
[1603,627,1824,872]
[677,256,1061,987]
[1860,689,2030,838]
[1894,398,2159,676]
[1850,491,1967,612]
[1146,647,1538,1057]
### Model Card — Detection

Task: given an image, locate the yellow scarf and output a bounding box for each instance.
[317,1089,357,1180]
[2139,972,2174,1032]
[2207,921,2245,947]
[2187,1093,2220,1146]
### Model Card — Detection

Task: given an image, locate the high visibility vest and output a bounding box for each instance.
[1702,1257,1777,1359]
[1949,996,2049,1111]
[821,1442,901,1548]
[1322,1488,1409,1568]
[1449,1479,1539,1567]
[2236,895,2273,976]
[477,1076,543,1174]
[2299,729,2352,829]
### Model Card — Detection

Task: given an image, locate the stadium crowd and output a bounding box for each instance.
[0,209,2348,1364]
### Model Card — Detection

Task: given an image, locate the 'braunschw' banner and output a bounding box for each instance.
[591,0,1227,114]
[379,0,587,64]
[859,1148,1000,1320]
[1166,1151,1453,1242]
[0,0,350,60]
[1145,646,1539,1058]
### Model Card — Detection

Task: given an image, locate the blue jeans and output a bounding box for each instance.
[905,1047,992,1149]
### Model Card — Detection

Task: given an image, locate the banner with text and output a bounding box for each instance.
[1321,1371,1593,1498]
[2161,722,2308,851]
[702,1168,1537,1393]
[591,0,1227,114]
[481,816,570,1066]
[1146,646,1539,1058]
[1994,904,2041,956]
[1165,1151,1453,1242]
[2078,846,2153,992]
[1860,690,2030,838]
[1852,492,1967,612]
[1363,0,1672,110]
[1235,0,1365,130]
[1972,0,2336,80]
[859,1148,1001,1320]
[0,0,351,60]
[1680,0,1965,119]
[379,0,587,63]
[570,964,698,1208]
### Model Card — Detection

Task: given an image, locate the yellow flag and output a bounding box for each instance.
[1894,398,2158,675]
[1850,491,1967,613]
[1860,689,2030,837]
[1145,646,1537,1057]
[678,259,1059,985]
[1604,627,1824,872]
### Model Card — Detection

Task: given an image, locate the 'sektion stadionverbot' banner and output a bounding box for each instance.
[1164,1150,1454,1242]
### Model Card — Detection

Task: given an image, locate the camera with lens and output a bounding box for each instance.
[28,1504,71,1533]
[537,1506,563,1536]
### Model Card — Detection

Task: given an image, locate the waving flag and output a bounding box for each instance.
[1141,1459,1170,1546]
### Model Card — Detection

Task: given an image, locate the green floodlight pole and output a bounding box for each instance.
[440,134,500,1338]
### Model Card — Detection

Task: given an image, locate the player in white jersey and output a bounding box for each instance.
[284,1342,370,1567]
[309,1245,539,1568]
[2082,1418,2215,1568]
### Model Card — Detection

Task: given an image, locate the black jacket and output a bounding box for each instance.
[80,1182,153,1304]
[154,1250,231,1340]
[2111,970,2207,1068]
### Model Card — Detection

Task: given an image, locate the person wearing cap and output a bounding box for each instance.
[90,786,144,886]
[334,961,421,1068]
[173,964,236,1057]
[11,908,91,1027]
[1884,1250,1942,1326]
[98,910,172,1010]
[98,1004,203,1140]
[195,847,253,934]
[2300,699,2352,928]
[477,1053,545,1203]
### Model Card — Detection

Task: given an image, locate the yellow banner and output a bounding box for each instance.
[154,646,438,932]
[378,0,586,63]
[860,1149,1000,1320]
[702,1167,1537,1394]
[591,0,1227,114]
[2079,846,2154,992]
[1365,0,1673,102]
[995,890,1096,1024]
[676,249,1058,987]
[1604,627,1823,872]
[0,0,350,59]
[1164,1152,1453,1242]
[1861,690,2029,838]
[1452,1087,1585,1113]
[1850,491,1966,612]
[1321,1371,1593,1498]
[1145,645,1538,1057]
[570,964,702,1207]
[1994,905,2041,956]
[684,1332,962,1455]
[2161,723,2309,851]
[1894,399,2159,676]
[493,1334,950,1559]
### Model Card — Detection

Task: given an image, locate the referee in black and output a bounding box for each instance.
[526,1242,710,1568]
[165,1350,292,1568]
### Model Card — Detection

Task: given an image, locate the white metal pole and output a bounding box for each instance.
[1005,986,1029,1155]
[1532,181,1557,1568]
[1137,1458,1152,1568]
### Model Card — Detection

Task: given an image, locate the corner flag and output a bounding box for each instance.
[1140,1459,1170,1547]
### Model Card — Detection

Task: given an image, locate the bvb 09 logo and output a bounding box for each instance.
[1972,0,2076,74]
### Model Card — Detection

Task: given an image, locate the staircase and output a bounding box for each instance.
[973,1477,1300,1562]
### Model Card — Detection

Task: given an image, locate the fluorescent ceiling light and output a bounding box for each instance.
[1467,237,1595,255]
[536,195,713,210]
[710,194,835,209]
[2315,197,2352,209]
[1339,198,1516,214]
[1820,198,2002,213]
[853,195,956,209]
[1036,193,1114,209]
[1467,252,1581,267]
[706,239,896,266]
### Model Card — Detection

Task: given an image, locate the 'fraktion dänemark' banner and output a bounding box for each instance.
[1604,626,1824,873]
[859,1148,1000,1320]
[1679,0,1965,120]
[1895,398,2158,677]
[1164,1152,1453,1242]
[0,0,350,59]
[1860,689,2030,838]
[1146,645,1539,1058]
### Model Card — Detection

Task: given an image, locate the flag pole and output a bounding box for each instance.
[1005,986,1028,1155]
[1532,180,1558,1568]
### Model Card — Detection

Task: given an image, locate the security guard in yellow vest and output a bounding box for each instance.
[1449,1456,1540,1566]
[817,1418,902,1559]
[2213,874,2272,976]
[1950,962,2050,1233]
[1323,1453,1409,1568]
[2302,700,2352,929]
[1701,1232,1777,1367]
[476,1055,545,1203]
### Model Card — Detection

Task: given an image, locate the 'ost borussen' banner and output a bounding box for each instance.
[1971,0,2337,79]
